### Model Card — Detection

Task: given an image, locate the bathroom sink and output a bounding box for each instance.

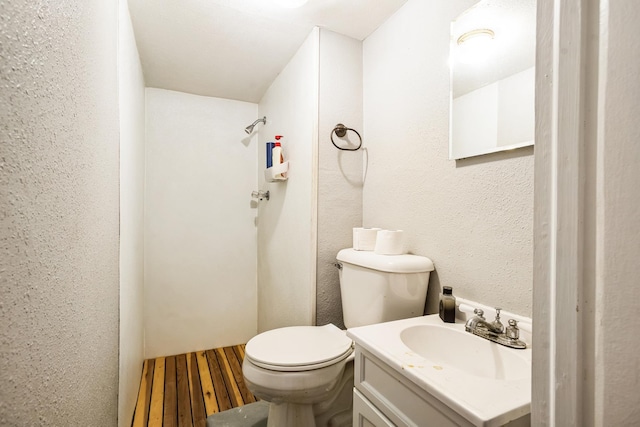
[347,306,532,427]
[400,324,530,380]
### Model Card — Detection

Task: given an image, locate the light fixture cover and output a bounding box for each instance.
[457,29,495,45]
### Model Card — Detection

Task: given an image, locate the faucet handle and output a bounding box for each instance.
[473,308,485,318]
[491,308,504,333]
[506,319,520,340]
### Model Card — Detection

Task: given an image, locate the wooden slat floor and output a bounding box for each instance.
[132,344,259,427]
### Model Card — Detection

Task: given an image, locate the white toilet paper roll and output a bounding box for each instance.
[374,230,405,255]
[352,228,381,251]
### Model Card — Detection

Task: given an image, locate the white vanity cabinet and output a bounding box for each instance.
[352,346,473,427]
[351,344,531,427]
[348,312,533,427]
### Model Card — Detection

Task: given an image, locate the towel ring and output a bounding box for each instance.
[331,124,362,151]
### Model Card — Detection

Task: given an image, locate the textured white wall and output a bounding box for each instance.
[595,0,640,422]
[532,1,640,423]
[316,29,364,328]
[363,0,534,317]
[118,0,146,424]
[144,88,258,358]
[0,0,120,425]
[257,29,319,332]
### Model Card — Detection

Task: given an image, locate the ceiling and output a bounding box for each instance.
[128,0,407,103]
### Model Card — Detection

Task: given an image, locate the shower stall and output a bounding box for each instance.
[119,15,363,425]
[134,28,363,360]
[143,89,261,358]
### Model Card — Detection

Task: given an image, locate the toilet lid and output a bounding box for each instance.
[245,324,353,372]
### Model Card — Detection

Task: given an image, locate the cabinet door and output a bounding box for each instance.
[353,389,396,427]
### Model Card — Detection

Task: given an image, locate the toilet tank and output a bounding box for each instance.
[336,249,435,329]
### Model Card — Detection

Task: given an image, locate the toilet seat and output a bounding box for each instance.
[245,324,353,372]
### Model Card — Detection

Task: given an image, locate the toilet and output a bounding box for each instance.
[242,248,434,427]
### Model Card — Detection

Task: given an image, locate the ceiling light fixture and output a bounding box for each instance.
[457,29,495,46]
[455,29,496,65]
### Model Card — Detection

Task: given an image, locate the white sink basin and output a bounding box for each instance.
[400,324,530,380]
[347,311,532,427]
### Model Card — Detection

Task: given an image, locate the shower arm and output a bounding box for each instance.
[245,116,267,134]
[251,117,266,127]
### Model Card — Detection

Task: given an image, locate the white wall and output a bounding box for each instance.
[593,0,640,422]
[0,0,120,425]
[257,29,319,332]
[363,0,534,317]
[532,0,640,424]
[118,0,146,425]
[144,88,258,358]
[316,29,364,328]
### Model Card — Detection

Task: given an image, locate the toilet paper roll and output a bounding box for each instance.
[374,230,405,255]
[352,227,381,251]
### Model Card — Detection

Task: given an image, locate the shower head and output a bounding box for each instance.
[245,116,267,134]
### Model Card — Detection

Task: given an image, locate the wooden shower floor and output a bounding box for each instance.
[132,344,258,427]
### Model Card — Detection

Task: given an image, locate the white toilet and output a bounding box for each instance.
[242,248,434,427]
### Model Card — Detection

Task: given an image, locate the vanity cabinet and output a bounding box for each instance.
[348,312,532,427]
[352,345,531,427]
[352,346,473,427]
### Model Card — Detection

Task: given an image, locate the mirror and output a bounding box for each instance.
[449,0,536,160]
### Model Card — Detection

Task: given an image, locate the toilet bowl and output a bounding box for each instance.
[243,324,354,426]
[243,248,435,427]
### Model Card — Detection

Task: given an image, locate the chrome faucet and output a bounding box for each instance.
[465,307,526,349]
[465,308,504,334]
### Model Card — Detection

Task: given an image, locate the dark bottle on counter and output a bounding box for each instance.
[439,286,456,323]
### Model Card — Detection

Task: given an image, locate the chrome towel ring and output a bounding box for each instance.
[330,123,362,151]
